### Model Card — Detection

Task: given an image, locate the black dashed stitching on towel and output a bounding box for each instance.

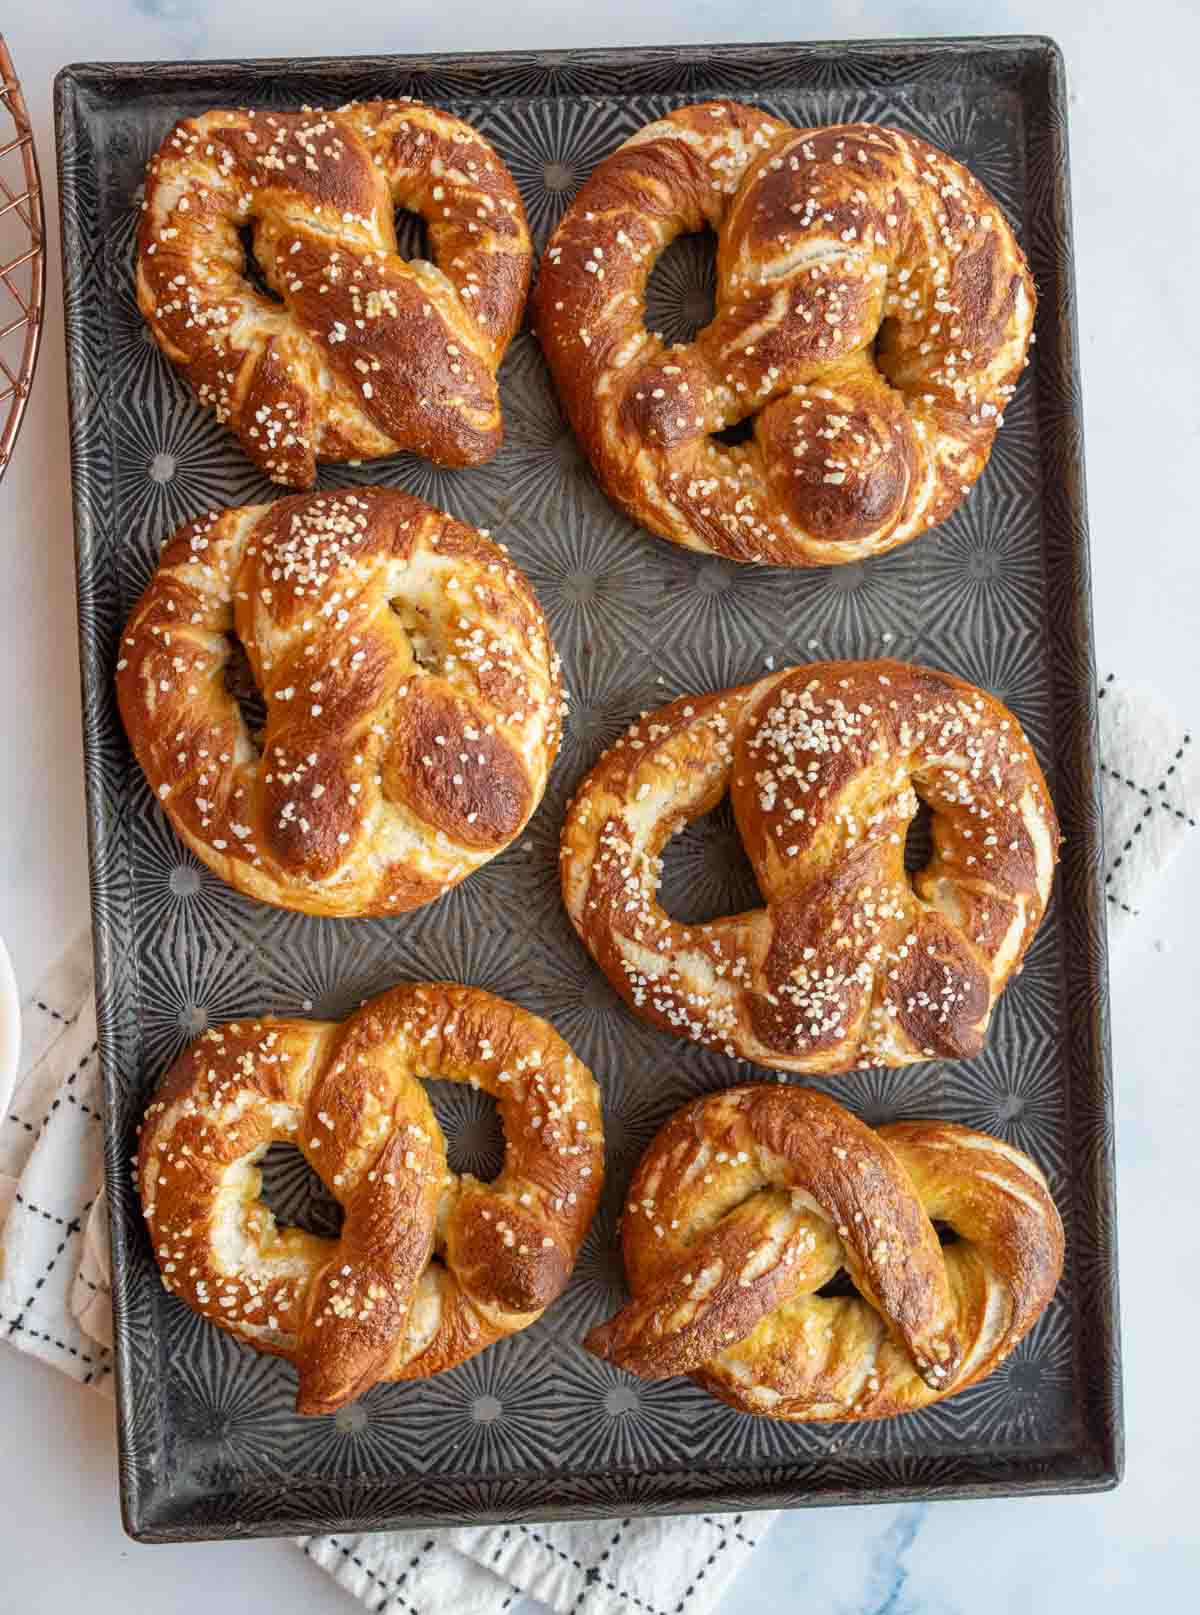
[519,1523,667,1615]
[302,1536,422,1615]
[0,1310,105,1368]
[5,1198,94,1342]
[705,1513,756,1549]
[32,999,73,1026]
[389,1538,437,1600]
[5,1044,101,1142]
[671,1520,737,1613]
[573,1518,628,1610]
[13,1193,71,1226]
[1099,675,1196,840]
[1102,764,1196,827]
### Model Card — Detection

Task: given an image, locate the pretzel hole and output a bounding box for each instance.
[904,797,934,875]
[814,1222,960,1298]
[710,416,756,449]
[258,1142,344,1238]
[236,223,283,307]
[658,795,762,926]
[223,631,267,753]
[644,227,717,346]
[389,598,440,673]
[393,206,432,264]
[425,1081,505,1183]
[815,1268,859,1299]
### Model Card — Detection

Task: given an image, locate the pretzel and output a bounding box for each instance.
[137,101,531,486]
[561,660,1058,1071]
[534,105,1034,566]
[137,982,604,1414]
[586,1084,1062,1421]
[117,488,561,916]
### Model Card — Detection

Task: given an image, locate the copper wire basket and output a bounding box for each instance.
[0,35,44,478]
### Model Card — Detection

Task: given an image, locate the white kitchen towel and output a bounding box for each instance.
[1096,673,1198,941]
[0,930,110,1386]
[0,673,1195,1615]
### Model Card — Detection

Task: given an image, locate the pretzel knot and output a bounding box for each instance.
[562,661,1058,1071]
[117,488,561,916]
[138,983,605,1414]
[586,1085,1063,1420]
[137,101,532,487]
[535,104,1034,566]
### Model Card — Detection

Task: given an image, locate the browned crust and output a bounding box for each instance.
[560,659,1059,1073]
[137,982,604,1413]
[384,685,533,848]
[533,105,1034,567]
[116,488,561,916]
[584,1085,1063,1422]
[136,102,532,487]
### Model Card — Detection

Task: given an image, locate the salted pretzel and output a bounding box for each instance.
[561,660,1058,1071]
[535,104,1034,566]
[586,1085,1063,1421]
[138,982,604,1414]
[137,101,531,486]
[117,488,561,916]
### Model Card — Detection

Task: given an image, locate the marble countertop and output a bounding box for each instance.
[1,2,1197,1611]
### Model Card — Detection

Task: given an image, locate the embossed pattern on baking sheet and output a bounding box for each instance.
[60,43,1114,1536]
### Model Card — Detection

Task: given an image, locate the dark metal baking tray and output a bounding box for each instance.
[55,36,1119,1542]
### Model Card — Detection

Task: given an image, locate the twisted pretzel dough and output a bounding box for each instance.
[562,661,1058,1072]
[586,1085,1063,1421]
[535,104,1034,566]
[138,101,531,486]
[138,983,604,1414]
[117,488,561,916]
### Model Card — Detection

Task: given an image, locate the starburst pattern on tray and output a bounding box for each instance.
[141,931,276,1078]
[113,391,272,584]
[166,1306,296,1486]
[517,505,663,651]
[942,1038,1067,1163]
[543,1346,728,1470]
[920,488,1047,645]
[940,1300,1076,1447]
[281,1379,429,1482]
[656,794,762,926]
[474,98,642,246]
[644,229,716,348]
[128,791,259,956]
[405,1335,563,1474]
[258,1141,343,1240]
[425,1079,506,1182]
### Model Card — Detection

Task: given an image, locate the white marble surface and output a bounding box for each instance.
[1,1,1198,1610]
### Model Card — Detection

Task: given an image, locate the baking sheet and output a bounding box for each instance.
[55,36,1119,1541]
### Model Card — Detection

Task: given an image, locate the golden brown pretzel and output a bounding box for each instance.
[137,101,531,486]
[138,982,604,1414]
[117,488,561,916]
[586,1085,1062,1421]
[535,105,1034,566]
[561,661,1058,1071]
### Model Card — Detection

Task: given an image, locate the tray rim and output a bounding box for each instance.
[56,31,1070,88]
[54,33,1122,1543]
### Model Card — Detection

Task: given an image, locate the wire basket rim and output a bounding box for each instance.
[0,33,46,480]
